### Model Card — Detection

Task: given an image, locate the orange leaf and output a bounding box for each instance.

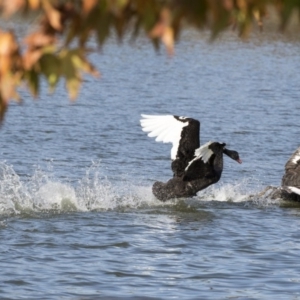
[237,0,247,10]
[42,0,62,31]
[150,23,164,38]
[83,0,98,15]
[1,0,25,17]
[23,49,43,69]
[162,26,174,56]
[0,56,12,75]
[150,8,174,55]
[0,74,20,103]
[24,31,56,49]
[222,0,233,11]
[0,31,18,75]
[0,31,18,56]
[28,0,41,10]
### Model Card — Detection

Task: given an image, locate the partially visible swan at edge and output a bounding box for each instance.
[262,147,300,202]
[140,114,242,201]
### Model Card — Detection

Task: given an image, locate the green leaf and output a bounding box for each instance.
[0,94,7,124]
[39,53,61,90]
[60,49,81,99]
[25,70,40,97]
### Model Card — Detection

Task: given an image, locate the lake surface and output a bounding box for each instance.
[0,29,300,299]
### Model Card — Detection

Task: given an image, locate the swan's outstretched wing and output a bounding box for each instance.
[140,114,200,160]
[282,147,300,194]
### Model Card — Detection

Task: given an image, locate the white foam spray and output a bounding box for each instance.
[0,160,160,216]
[194,177,279,207]
[0,160,285,216]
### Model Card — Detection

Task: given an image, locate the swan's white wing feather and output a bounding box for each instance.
[185,141,214,171]
[286,186,300,195]
[196,142,215,163]
[291,148,300,165]
[284,147,300,167]
[140,114,188,160]
[141,116,176,141]
[155,125,176,142]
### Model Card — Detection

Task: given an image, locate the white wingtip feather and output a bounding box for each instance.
[140,114,189,160]
[292,154,300,164]
[185,141,214,171]
[286,186,300,195]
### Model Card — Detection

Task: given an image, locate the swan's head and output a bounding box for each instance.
[223,148,242,164]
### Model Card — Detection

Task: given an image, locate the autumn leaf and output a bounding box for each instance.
[28,0,41,10]
[83,0,98,15]
[42,0,62,31]
[0,0,300,122]
[24,31,56,49]
[66,76,81,100]
[24,70,40,97]
[39,53,61,90]
[70,52,100,77]
[0,31,19,76]
[150,7,174,55]
[0,72,21,121]
[23,31,56,70]
[0,73,20,102]
[0,94,8,123]
[0,0,26,17]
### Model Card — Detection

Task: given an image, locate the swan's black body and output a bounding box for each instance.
[140,115,242,201]
[282,147,300,190]
[152,142,241,201]
[260,147,300,202]
[171,116,200,177]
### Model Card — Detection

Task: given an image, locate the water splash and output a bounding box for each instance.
[75,161,159,211]
[194,177,282,207]
[195,178,254,202]
[0,161,158,216]
[0,161,287,216]
[0,162,32,215]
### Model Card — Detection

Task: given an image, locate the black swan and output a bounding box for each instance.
[140,114,242,201]
[263,147,300,201]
